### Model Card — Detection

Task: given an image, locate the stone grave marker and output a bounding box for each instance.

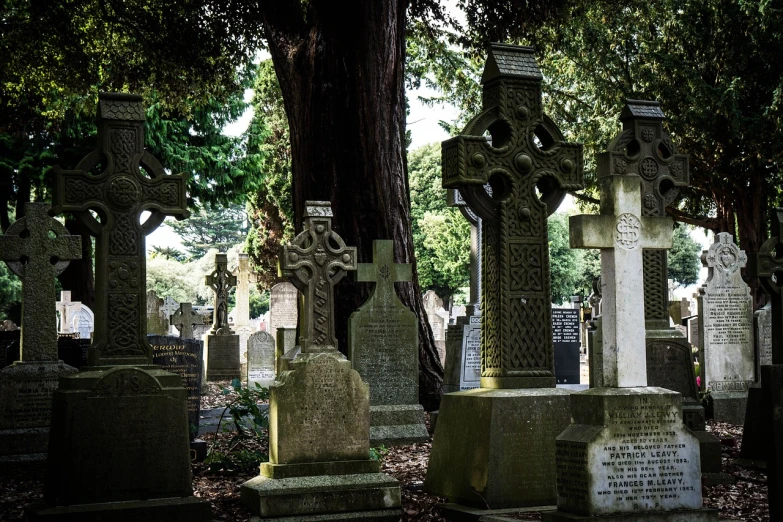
[204,253,240,381]
[543,165,713,522]
[55,290,80,333]
[171,302,197,339]
[423,290,448,363]
[275,327,296,375]
[160,296,179,335]
[71,304,94,340]
[25,93,209,520]
[687,315,700,347]
[698,232,754,424]
[269,282,298,337]
[349,239,428,445]
[0,202,81,462]
[756,304,773,372]
[241,201,401,520]
[146,289,167,335]
[426,44,578,513]
[552,308,580,384]
[247,331,275,388]
[232,253,260,375]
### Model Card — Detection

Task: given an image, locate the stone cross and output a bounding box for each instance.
[50,92,189,366]
[356,240,411,307]
[232,253,261,327]
[598,100,689,330]
[160,296,179,319]
[702,232,748,286]
[171,302,197,339]
[441,44,583,388]
[749,208,783,364]
[280,201,357,352]
[206,253,237,335]
[570,174,673,387]
[55,290,80,334]
[0,203,81,360]
[448,189,482,313]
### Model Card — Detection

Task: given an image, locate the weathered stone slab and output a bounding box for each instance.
[71,304,94,340]
[443,314,481,393]
[270,282,298,337]
[276,327,296,375]
[553,309,581,385]
[423,290,448,364]
[755,304,772,376]
[147,290,168,335]
[205,333,240,381]
[247,331,276,388]
[150,335,204,439]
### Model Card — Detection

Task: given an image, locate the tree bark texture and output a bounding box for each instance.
[258,0,443,410]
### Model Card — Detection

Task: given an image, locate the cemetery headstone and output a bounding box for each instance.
[55,290,80,333]
[241,201,401,520]
[423,290,448,363]
[756,304,773,373]
[269,282,298,337]
[443,315,480,393]
[232,253,260,376]
[0,202,80,462]
[247,331,275,388]
[349,240,428,445]
[171,302,197,339]
[204,253,240,381]
[542,163,714,522]
[426,45,577,513]
[552,308,580,384]
[25,93,210,520]
[687,315,700,347]
[160,296,179,335]
[698,232,754,424]
[71,303,94,340]
[146,289,167,335]
[275,327,296,375]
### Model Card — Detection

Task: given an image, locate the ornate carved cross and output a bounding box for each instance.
[232,253,261,327]
[0,203,81,361]
[50,93,189,366]
[205,253,237,335]
[749,208,783,363]
[441,44,583,388]
[356,240,411,309]
[280,201,357,353]
[599,100,690,329]
[171,302,197,340]
[570,174,673,387]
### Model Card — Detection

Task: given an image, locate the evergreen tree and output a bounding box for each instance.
[168,204,250,260]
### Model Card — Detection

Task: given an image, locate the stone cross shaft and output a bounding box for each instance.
[50,92,190,366]
[280,201,357,353]
[448,189,482,313]
[441,44,583,388]
[232,253,261,327]
[171,302,197,339]
[356,240,411,308]
[206,253,237,335]
[598,100,689,329]
[570,175,673,387]
[0,203,81,361]
[749,208,783,364]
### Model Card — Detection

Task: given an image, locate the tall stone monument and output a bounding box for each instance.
[748,208,783,519]
[698,232,754,424]
[204,253,240,381]
[0,203,80,462]
[426,44,579,512]
[241,201,401,521]
[25,93,210,520]
[232,253,260,374]
[349,239,428,445]
[542,171,715,522]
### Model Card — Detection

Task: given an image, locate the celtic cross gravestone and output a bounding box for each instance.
[204,253,239,380]
[280,201,357,352]
[0,202,80,461]
[206,253,237,335]
[171,302,197,339]
[26,93,210,520]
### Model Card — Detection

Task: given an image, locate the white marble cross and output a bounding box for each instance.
[570,175,673,387]
[56,291,81,334]
[232,253,261,327]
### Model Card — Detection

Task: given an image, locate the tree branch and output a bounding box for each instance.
[665,207,719,232]
[569,190,599,206]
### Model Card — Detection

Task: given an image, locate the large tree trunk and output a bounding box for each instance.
[259,0,443,410]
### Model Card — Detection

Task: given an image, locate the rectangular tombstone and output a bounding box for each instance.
[755,304,772,379]
[646,341,699,401]
[150,335,204,439]
[269,282,298,337]
[553,309,580,385]
[247,331,276,388]
[687,316,699,347]
[204,333,240,381]
[459,316,481,390]
[146,290,168,335]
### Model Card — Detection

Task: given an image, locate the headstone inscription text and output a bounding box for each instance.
[552,309,581,385]
[150,335,203,438]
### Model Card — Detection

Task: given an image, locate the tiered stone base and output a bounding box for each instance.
[541,509,718,521]
[25,496,211,521]
[425,388,572,508]
[370,404,428,446]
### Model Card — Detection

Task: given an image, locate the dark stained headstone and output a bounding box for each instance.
[206,253,236,335]
[552,309,580,385]
[441,44,583,389]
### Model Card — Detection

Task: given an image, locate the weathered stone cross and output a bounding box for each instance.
[171,302,197,339]
[160,296,179,318]
[0,203,81,361]
[51,92,190,365]
[280,201,357,353]
[232,253,261,327]
[356,240,411,309]
[749,208,783,363]
[206,253,237,335]
[441,44,583,388]
[570,174,673,387]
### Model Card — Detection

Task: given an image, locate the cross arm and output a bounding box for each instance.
[569,215,616,249]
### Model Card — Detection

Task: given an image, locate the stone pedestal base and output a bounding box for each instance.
[711,391,747,425]
[370,404,428,446]
[25,496,211,522]
[205,333,240,381]
[28,365,209,520]
[240,473,401,521]
[425,388,572,508]
[541,508,718,521]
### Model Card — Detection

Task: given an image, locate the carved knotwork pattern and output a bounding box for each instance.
[509,243,543,292]
[106,293,143,355]
[614,157,627,174]
[110,129,136,175]
[644,250,667,321]
[144,183,178,206]
[507,297,547,369]
[640,157,659,181]
[641,127,656,143]
[109,215,138,255]
[65,180,103,204]
[108,259,140,289]
[313,277,330,345]
[482,225,502,375]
